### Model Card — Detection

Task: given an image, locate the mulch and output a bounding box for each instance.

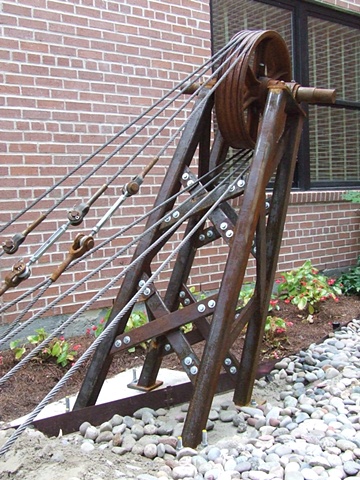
[0,294,358,423]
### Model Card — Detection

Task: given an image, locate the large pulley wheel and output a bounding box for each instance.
[215,30,292,149]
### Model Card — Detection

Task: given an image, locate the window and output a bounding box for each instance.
[211,0,360,189]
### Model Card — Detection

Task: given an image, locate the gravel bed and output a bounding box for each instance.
[2,318,360,479]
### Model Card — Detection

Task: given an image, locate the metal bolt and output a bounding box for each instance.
[237,179,245,188]
[265,201,270,210]
[138,280,145,287]
[226,230,233,238]
[190,365,198,375]
[206,230,214,238]
[182,173,189,180]
[230,366,237,374]
[114,339,122,348]
[199,234,205,241]
[220,222,228,230]
[164,344,171,352]
[208,299,216,308]
[123,336,131,344]
[143,287,151,296]
[201,429,208,446]
[224,358,232,366]
[184,298,190,305]
[184,356,192,366]
[173,211,180,218]
[197,304,206,313]
[187,180,194,187]
[229,185,235,192]
[165,216,171,222]
[179,291,186,298]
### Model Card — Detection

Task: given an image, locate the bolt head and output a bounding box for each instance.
[224,358,232,366]
[190,366,198,375]
[226,230,233,238]
[207,300,216,308]
[184,356,192,366]
[114,339,122,348]
[123,336,130,344]
[182,173,189,180]
[230,366,237,374]
[197,304,206,313]
[220,222,228,230]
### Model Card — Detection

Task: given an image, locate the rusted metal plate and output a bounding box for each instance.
[28,373,235,437]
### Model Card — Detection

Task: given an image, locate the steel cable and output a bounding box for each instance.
[0,163,247,457]
[0,155,250,380]
[0,35,240,236]
[0,151,247,340]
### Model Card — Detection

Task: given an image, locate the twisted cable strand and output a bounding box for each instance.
[0,151,249,345]
[0,164,246,457]
[0,156,250,380]
[0,36,239,235]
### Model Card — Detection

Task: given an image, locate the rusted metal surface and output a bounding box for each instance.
[70,29,336,448]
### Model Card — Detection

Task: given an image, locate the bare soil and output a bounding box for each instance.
[0,295,359,424]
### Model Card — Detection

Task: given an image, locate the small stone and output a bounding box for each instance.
[207,446,221,461]
[99,421,113,433]
[84,426,98,441]
[220,410,236,422]
[336,439,357,451]
[110,414,123,427]
[131,423,145,440]
[343,460,360,475]
[157,443,166,458]
[95,431,113,443]
[113,432,122,447]
[80,441,95,453]
[172,464,197,479]
[111,446,127,456]
[79,421,91,436]
[325,367,340,379]
[143,443,158,459]
[177,447,198,460]
[121,434,136,451]
[123,415,135,428]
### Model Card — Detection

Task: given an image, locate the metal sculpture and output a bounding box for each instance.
[0,30,335,453]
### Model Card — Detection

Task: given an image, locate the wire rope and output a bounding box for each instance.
[0,156,250,379]
[0,35,240,236]
[0,151,247,339]
[0,163,247,457]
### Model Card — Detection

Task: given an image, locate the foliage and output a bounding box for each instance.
[342,191,360,204]
[10,328,81,367]
[87,309,148,352]
[238,284,288,342]
[277,260,342,314]
[335,257,360,296]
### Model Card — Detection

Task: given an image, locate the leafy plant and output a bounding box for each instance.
[264,316,287,341]
[10,328,81,367]
[342,191,360,204]
[87,309,148,352]
[277,260,342,314]
[238,284,288,342]
[335,257,360,295]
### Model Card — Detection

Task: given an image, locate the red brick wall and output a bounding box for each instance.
[1,0,359,326]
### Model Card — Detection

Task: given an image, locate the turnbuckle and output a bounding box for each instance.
[0,261,31,297]
[50,233,95,282]
[2,214,46,255]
